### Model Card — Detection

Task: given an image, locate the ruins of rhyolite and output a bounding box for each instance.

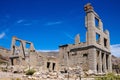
[0,3,112,75]
[59,3,112,74]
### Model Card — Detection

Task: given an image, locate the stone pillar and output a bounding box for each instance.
[75,34,80,44]
[98,51,102,73]
[11,36,17,55]
[103,53,107,73]
[86,13,96,45]
[30,43,35,51]
[88,48,97,74]
[99,19,103,31]
[108,54,112,73]
[20,41,26,59]
[51,62,53,71]
[44,60,47,72]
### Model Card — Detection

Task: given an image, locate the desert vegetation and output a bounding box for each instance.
[95,73,120,80]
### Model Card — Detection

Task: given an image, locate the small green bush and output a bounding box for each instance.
[106,73,115,80]
[95,73,120,80]
[25,69,36,75]
[1,68,7,72]
[16,78,21,80]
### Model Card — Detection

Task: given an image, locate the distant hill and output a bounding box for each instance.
[112,55,120,65]
[0,54,9,64]
[112,55,120,73]
[0,47,10,64]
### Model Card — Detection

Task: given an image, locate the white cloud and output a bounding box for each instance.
[45,21,62,26]
[0,32,5,39]
[37,49,59,52]
[17,19,24,24]
[110,44,120,57]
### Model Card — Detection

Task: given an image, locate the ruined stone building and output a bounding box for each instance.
[0,3,113,75]
[59,3,112,74]
[9,36,59,72]
[40,52,59,72]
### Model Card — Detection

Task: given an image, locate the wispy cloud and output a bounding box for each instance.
[23,23,32,26]
[37,49,59,52]
[64,32,74,40]
[16,19,33,26]
[5,15,10,19]
[44,21,62,26]
[17,19,24,24]
[0,32,6,39]
[111,44,120,57]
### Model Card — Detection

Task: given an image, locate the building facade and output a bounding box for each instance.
[59,3,112,74]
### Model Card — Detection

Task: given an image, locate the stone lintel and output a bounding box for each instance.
[70,45,111,54]
[59,44,68,48]
[9,55,19,59]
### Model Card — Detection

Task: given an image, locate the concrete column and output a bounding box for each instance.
[86,12,96,45]
[99,19,103,31]
[51,62,53,71]
[30,43,35,51]
[50,62,53,71]
[105,30,110,51]
[44,61,47,72]
[98,51,102,73]
[11,36,16,55]
[103,53,107,73]
[99,35,103,46]
[108,54,112,73]
[20,41,26,58]
[88,48,97,74]
[75,34,80,44]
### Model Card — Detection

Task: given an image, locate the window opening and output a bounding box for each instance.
[104,38,107,47]
[72,52,77,56]
[15,40,21,47]
[96,33,100,44]
[52,63,56,71]
[26,43,31,49]
[83,53,88,57]
[47,62,50,68]
[95,17,99,27]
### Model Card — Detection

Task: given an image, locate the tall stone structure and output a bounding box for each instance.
[59,3,112,74]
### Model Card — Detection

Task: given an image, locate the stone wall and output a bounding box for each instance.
[59,3,112,75]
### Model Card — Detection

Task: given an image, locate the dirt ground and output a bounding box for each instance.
[0,72,23,80]
[0,71,95,80]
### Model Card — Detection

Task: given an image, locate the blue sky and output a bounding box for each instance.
[0,0,120,56]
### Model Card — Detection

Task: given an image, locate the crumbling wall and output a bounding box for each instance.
[9,36,39,70]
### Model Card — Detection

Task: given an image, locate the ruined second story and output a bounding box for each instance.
[85,3,110,52]
[59,3,110,53]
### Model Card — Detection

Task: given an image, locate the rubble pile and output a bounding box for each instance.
[27,71,64,80]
